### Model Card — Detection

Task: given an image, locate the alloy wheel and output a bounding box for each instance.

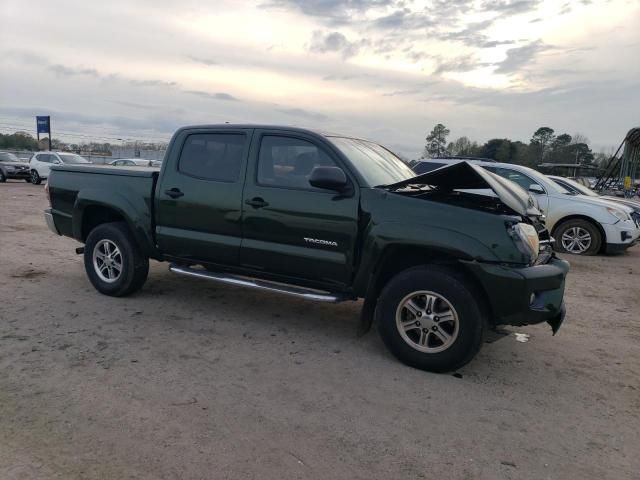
[92,239,123,283]
[561,226,592,254]
[395,291,459,353]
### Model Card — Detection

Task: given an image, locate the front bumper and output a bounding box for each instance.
[462,256,569,331]
[44,208,60,235]
[602,220,640,252]
[4,167,30,179]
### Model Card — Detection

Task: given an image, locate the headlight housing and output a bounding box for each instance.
[508,222,540,265]
[606,207,631,222]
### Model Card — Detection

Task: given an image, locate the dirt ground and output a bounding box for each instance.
[0,180,638,480]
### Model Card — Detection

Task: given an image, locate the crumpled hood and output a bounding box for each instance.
[383,161,541,217]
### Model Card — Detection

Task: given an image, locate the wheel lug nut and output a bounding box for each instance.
[434,316,439,322]
[432,326,438,331]
[415,321,421,327]
[417,312,422,317]
[422,328,428,333]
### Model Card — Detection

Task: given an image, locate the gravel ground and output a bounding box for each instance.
[1,180,639,480]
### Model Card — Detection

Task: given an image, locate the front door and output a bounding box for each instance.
[155,128,252,265]
[240,131,359,289]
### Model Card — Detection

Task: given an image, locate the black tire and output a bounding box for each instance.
[84,222,149,297]
[25,178,32,183]
[0,171,6,182]
[553,219,601,255]
[377,265,485,373]
[30,170,42,185]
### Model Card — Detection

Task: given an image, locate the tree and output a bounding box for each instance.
[423,123,450,158]
[530,127,555,163]
[447,136,480,157]
[549,133,572,163]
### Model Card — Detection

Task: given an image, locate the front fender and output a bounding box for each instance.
[353,221,502,295]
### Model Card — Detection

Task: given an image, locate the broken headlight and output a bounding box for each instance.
[508,222,540,265]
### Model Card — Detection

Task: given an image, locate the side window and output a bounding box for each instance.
[37,154,51,163]
[257,135,337,190]
[487,167,541,192]
[178,133,246,182]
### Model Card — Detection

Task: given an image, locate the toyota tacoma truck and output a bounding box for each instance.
[44,125,568,372]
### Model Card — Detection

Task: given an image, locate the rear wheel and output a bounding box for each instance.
[553,219,601,255]
[377,265,485,373]
[30,170,42,185]
[0,171,5,182]
[84,222,149,296]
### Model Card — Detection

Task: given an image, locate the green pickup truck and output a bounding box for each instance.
[44,125,568,372]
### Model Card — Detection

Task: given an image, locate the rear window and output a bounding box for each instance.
[413,162,445,174]
[179,133,246,182]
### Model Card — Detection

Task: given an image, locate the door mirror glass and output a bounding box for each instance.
[308,166,348,192]
[53,159,62,165]
[529,184,545,194]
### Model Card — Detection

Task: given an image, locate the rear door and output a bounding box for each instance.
[240,130,359,289]
[155,128,252,265]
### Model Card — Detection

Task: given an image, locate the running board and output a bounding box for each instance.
[169,264,348,303]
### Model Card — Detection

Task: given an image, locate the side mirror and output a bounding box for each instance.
[53,159,62,165]
[309,166,348,192]
[529,184,545,194]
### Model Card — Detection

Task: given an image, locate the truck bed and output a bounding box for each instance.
[47,164,160,257]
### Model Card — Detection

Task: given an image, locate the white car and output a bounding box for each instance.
[108,158,162,167]
[29,152,90,184]
[413,159,640,255]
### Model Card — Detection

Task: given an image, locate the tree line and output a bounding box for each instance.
[0,131,166,155]
[422,123,606,168]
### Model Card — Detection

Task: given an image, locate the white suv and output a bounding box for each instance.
[413,159,640,255]
[29,152,90,184]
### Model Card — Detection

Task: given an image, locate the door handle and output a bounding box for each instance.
[245,197,269,208]
[165,188,184,199]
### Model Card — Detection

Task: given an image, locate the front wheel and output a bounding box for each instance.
[30,170,42,185]
[553,219,601,255]
[0,171,6,182]
[84,222,149,296]
[377,265,485,373]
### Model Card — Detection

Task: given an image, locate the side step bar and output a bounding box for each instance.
[169,264,348,303]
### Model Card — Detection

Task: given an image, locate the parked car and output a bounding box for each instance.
[44,125,569,373]
[0,152,31,182]
[548,175,640,226]
[413,159,639,255]
[108,158,160,167]
[29,152,90,184]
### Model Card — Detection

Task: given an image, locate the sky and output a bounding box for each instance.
[1,0,639,158]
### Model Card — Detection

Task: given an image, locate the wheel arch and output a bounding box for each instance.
[551,214,606,252]
[358,244,494,334]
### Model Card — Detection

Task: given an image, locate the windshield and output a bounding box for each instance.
[0,152,21,162]
[328,137,415,186]
[557,177,598,197]
[59,154,89,164]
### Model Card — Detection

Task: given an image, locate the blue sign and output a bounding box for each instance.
[36,116,50,134]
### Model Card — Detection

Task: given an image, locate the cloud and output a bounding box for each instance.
[494,40,550,74]
[184,90,239,101]
[48,64,99,77]
[129,79,177,87]
[434,55,489,75]
[187,55,219,66]
[480,0,543,16]
[308,30,367,58]
[276,107,328,121]
[381,89,422,96]
[265,0,394,24]
[372,9,435,30]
